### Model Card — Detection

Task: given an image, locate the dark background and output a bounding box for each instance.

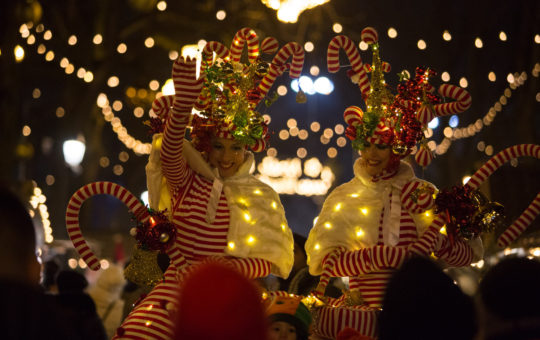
[1,0,539,260]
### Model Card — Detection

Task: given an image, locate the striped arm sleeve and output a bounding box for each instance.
[434,234,474,267]
[161,112,190,190]
[323,245,408,277]
[228,257,272,279]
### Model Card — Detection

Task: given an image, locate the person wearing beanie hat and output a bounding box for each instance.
[174,261,268,340]
[266,296,312,340]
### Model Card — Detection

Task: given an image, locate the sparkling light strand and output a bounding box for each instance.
[420,69,531,157]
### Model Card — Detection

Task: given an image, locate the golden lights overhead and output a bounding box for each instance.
[261,0,330,23]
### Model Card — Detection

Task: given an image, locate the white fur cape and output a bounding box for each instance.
[305,160,436,275]
[146,135,294,278]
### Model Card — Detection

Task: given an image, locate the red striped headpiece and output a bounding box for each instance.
[190,27,304,153]
[330,27,472,167]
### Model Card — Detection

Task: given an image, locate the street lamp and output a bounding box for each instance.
[63,139,86,172]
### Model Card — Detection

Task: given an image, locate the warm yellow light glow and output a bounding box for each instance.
[117,43,127,54]
[162,78,174,95]
[332,23,343,33]
[310,65,320,76]
[277,85,288,96]
[144,37,155,48]
[442,30,452,41]
[93,34,103,44]
[387,27,397,38]
[488,72,496,82]
[356,229,364,238]
[228,242,235,249]
[424,211,431,217]
[324,222,332,229]
[441,72,450,82]
[334,203,342,211]
[314,243,320,250]
[417,39,427,50]
[247,235,256,244]
[107,77,120,88]
[261,0,330,23]
[475,37,483,48]
[84,71,94,83]
[157,1,167,11]
[304,41,314,52]
[439,226,447,235]
[22,125,31,136]
[216,10,226,20]
[281,224,286,231]
[14,45,25,62]
[360,208,368,215]
[462,176,471,185]
[350,193,359,198]
[243,212,251,222]
[68,35,77,45]
[253,189,262,195]
[459,77,468,88]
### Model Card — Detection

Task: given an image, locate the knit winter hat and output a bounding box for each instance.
[175,262,268,340]
[266,296,312,340]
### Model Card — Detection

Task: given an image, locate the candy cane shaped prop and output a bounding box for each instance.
[194,41,231,111]
[432,84,472,117]
[327,35,370,98]
[455,144,540,248]
[201,41,230,64]
[257,42,304,98]
[230,27,259,64]
[260,37,278,54]
[498,193,540,248]
[361,27,378,44]
[66,181,149,270]
[152,95,174,118]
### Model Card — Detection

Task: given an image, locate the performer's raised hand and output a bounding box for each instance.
[171,56,204,112]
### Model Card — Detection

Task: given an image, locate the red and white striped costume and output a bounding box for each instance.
[306,159,482,308]
[114,57,293,340]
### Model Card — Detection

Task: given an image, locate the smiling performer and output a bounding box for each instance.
[111,28,304,339]
[305,27,482,338]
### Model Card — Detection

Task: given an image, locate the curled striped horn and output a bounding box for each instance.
[194,42,231,111]
[258,42,304,98]
[66,182,149,270]
[152,95,174,118]
[361,26,379,44]
[453,144,539,248]
[260,37,279,54]
[202,41,230,63]
[230,27,260,64]
[250,138,267,153]
[433,84,472,117]
[343,106,364,126]
[327,35,370,99]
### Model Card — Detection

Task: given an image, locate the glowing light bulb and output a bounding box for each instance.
[14,45,25,62]
[228,242,235,249]
[324,222,332,229]
[334,203,342,211]
[360,208,368,215]
[356,229,364,238]
[314,244,320,250]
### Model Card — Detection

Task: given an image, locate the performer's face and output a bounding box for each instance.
[208,137,246,178]
[360,142,392,176]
